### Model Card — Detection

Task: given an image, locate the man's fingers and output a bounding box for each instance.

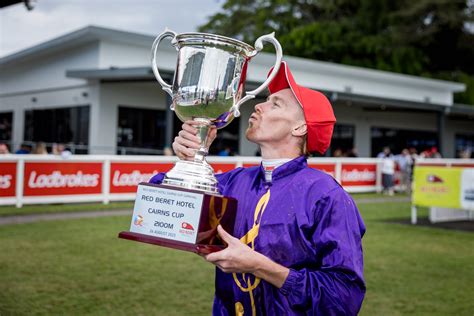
[181,122,198,135]
[175,133,201,149]
[217,225,235,244]
[172,143,196,161]
[178,130,201,144]
[205,250,225,263]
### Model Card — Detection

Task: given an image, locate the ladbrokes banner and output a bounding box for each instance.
[413,166,474,209]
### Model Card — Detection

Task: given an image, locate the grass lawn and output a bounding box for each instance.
[0,201,473,315]
[0,201,134,217]
[0,192,405,218]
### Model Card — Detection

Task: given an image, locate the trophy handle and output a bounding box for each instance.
[231,32,283,117]
[151,28,177,101]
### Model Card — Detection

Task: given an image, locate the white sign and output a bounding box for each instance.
[461,168,474,210]
[129,184,204,244]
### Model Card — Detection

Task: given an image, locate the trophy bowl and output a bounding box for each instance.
[152,29,282,194]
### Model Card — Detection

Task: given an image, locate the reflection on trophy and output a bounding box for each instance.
[151,29,283,194]
[119,30,282,253]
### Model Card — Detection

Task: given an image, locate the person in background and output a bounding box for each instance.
[32,142,48,155]
[0,143,10,154]
[380,148,395,196]
[15,143,32,154]
[163,147,174,156]
[218,146,232,156]
[395,148,413,194]
[347,147,358,157]
[53,143,72,158]
[332,148,343,157]
[377,146,391,158]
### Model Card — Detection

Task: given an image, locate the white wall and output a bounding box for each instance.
[98,41,152,68]
[90,82,167,154]
[0,43,99,95]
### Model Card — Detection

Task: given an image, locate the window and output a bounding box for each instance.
[0,112,13,151]
[24,106,89,154]
[371,127,438,157]
[117,106,166,155]
[172,114,240,156]
[328,124,355,157]
[455,134,474,158]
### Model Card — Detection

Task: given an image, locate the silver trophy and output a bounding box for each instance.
[152,29,282,194]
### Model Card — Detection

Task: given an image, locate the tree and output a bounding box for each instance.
[199,0,474,104]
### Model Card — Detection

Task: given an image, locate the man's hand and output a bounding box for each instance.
[203,225,290,288]
[172,120,217,161]
[204,225,259,274]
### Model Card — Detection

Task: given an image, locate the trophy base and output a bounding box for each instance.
[163,160,219,194]
[118,231,225,254]
[118,183,237,254]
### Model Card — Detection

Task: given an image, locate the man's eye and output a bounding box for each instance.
[272,102,280,107]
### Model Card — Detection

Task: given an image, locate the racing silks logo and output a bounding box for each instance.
[233,189,271,316]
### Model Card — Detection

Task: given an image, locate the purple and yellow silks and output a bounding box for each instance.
[150,156,366,316]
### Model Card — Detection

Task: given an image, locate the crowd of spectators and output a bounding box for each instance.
[0,142,72,158]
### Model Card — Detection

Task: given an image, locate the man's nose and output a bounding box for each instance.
[254,102,264,113]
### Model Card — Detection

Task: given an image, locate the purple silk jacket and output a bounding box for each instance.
[150,156,366,315]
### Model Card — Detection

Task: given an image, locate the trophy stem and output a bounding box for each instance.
[193,118,211,163]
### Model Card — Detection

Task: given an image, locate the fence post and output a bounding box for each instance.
[102,158,110,205]
[16,158,24,208]
[411,205,417,224]
[335,160,342,184]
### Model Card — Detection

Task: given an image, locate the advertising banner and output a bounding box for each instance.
[308,163,336,178]
[413,166,474,209]
[210,163,237,174]
[110,162,174,193]
[24,162,102,196]
[341,163,377,186]
[0,162,16,197]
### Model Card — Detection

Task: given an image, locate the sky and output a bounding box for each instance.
[0,0,223,57]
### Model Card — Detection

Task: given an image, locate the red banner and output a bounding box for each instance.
[110,162,173,193]
[341,163,377,186]
[0,162,16,197]
[243,163,259,168]
[24,162,102,196]
[210,163,237,174]
[309,163,336,178]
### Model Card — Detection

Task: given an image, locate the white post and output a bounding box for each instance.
[411,205,417,224]
[102,158,110,205]
[376,160,383,193]
[16,158,24,208]
[335,160,342,184]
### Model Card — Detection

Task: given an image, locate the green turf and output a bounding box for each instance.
[0,202,472,315]
[351,192,411,200]
[0,201,134,217]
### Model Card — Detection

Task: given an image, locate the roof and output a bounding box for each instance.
[0,25,467,106]
[0,25,155,66]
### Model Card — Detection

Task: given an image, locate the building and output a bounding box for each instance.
[1,26,473,157]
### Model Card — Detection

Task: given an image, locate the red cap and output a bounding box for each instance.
[267,61,336,154]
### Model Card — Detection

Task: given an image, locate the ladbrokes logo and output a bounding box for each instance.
[0,174,12,189]
[28,171,99,188]
[342,169,376,182]
[112,170,158,187]
[427,174,443,183]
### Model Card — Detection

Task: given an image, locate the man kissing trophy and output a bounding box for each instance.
[119,29,282,253]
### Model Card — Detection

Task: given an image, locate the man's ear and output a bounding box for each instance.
[292,122,307,137]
